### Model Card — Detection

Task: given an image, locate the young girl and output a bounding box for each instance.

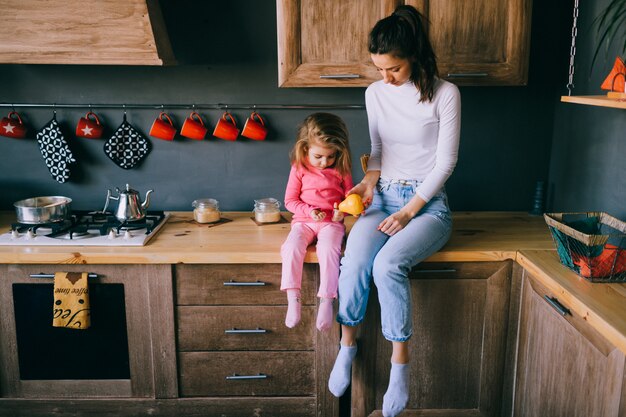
[281,112,353,332]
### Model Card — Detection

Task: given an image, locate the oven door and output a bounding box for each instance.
[0,264,176,399]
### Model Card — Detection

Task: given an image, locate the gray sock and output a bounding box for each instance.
[382,362,409,417]
[328,344,357,397]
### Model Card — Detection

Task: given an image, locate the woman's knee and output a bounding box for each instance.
[371,252,410,284]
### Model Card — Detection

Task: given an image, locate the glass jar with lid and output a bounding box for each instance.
[192,198,220,223]
[253,198,281,223]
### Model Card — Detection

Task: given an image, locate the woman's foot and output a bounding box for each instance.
[316,298,334,331]
[382,362,409,417]
[285,289,301,328]
[328,344,357,397]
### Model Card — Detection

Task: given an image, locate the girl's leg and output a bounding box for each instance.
[314,222,345,331]
[328,324,358,397]
[280,223,317,328]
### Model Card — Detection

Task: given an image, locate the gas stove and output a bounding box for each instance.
[0,210,170,246]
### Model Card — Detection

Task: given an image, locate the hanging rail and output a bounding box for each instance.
[0,102,365,110]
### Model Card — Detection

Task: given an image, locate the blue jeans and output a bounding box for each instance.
[336,179,452,342]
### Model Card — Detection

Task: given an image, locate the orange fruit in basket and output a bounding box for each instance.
[338,194,365,217]
[573,244,626,278]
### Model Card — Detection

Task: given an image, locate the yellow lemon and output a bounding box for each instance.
[338,194,365,216]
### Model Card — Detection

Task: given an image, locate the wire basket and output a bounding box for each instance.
[544,212,626,283]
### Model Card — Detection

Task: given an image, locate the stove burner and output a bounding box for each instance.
[10,211,166,240]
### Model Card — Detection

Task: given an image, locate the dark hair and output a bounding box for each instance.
[368,5,438,102]
[290,113,352,177]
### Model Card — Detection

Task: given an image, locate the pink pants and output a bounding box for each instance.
[280,221,345,298]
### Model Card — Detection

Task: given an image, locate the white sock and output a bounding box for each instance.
[382,362,409,417]
[285,289,301,328]
[328,344,357,397]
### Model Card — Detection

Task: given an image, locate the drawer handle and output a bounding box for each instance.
[414,269,457,273]
[543,295,571,316]
[319,74,361,79]
[226,373,267,380]
[223,280,267,287]
[30,273,99,279]
[446,72,488,78]
[225,328,268,334]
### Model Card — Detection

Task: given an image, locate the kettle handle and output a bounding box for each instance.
[102,189,119,213]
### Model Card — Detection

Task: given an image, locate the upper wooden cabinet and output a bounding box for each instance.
[276,0,532,87]
[0,0,174,65]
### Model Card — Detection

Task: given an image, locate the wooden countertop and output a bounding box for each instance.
[1,210,625,354]
[0,211,553,264]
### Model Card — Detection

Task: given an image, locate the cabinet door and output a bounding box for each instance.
[277,0,531,87]
[352,262,512,417]
[512,270,625,417]
[408,0,532,85]
[277,0,398,87]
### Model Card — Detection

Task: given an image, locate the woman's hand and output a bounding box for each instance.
[377,210,412,236]
[331,202,344,222]
[347,182,375,209]
[310,209,326,221]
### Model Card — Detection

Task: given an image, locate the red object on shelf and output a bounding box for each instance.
[600,57,625,93]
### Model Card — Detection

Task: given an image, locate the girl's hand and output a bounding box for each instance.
[347,182,375,209]
[331,202,344,222]
[377,211,412,236]
[310,209,326,221]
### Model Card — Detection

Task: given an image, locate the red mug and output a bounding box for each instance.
[150,112,177,141]
[213,112,239,141]
[180,112,207,140]
[75,111,104,139]
[0,111,27,138]
[241,111,267,141]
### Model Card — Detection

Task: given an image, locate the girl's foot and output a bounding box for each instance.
[382,362,409,417]
[328,344,357,397]
[316,298,334,331]
[285,289,301,328]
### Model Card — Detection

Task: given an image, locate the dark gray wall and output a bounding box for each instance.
[548,0,626,220]
[0,1,562,213]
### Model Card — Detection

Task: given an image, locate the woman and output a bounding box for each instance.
[328,5,461,417]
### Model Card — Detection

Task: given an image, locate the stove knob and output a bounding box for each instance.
[26,230,35,240]
[123,230,132,239]
[11,230,19,239]
[108,230,117,240]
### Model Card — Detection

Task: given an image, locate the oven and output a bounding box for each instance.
[0,264,177,399]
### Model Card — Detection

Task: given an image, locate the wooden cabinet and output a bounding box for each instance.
[507,268,625,417]
[277,0,532,87]
[352,261,512,417]
[175,263,340,417]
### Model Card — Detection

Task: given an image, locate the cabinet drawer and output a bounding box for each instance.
[177,306,315,351]
[411,261,509,280]
[178,351,315,396]
[175,264,316,305]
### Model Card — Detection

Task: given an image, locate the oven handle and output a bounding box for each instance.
[30,273,99,279]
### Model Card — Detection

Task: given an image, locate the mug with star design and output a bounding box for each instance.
[0,111,28,139]
[76,111,104,139]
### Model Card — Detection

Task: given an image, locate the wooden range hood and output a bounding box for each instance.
[0,0,174,65]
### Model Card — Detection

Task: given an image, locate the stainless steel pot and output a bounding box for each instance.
[14,196,72,224]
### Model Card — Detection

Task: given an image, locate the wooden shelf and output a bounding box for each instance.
[561,95,626,109]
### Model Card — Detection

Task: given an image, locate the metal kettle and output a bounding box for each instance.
[103,184,154,222]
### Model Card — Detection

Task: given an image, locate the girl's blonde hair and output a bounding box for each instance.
[290,113,352,176]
